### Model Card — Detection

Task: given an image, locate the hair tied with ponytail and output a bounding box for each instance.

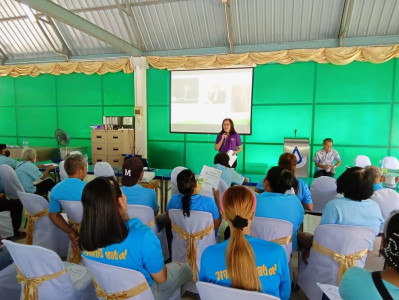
[232,215,248,230]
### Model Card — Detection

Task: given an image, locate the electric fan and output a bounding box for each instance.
[54,129,70,159]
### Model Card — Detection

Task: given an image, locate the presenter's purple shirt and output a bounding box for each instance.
[216,132,242,153]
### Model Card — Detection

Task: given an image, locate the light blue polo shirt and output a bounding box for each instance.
[167,194,219,220]
[15,161,42,193]
[213,164,245,186]
[122,184,158,213]
[0,155,18,192]
[82,218,164,287]
[49,178,86,213]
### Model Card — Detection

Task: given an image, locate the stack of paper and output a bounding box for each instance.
[197,165,222,199]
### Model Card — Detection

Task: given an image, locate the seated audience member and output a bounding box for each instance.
[339,211,399,299]
[49,154,87,250]
[167,169,221,229]
[320,167,383,240]
[255,166,304,251]
[366,165,399,231]
[93,161,115,179]
[0,144,17,195]
[80,177,192,300]
[15,148,56,196]
[199,186,290,300]
[213,153,248,186]
[122,157,158,215]
[313,138,341,178]
[255,153,313,211]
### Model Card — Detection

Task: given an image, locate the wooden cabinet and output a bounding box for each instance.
[91,129,134,167]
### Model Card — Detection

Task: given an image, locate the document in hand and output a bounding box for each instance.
[197,165,222,198]
[226,150,237,167]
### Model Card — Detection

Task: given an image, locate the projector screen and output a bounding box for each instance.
[170,68,253,134]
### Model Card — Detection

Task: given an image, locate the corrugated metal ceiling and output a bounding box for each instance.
[0,0,398,64]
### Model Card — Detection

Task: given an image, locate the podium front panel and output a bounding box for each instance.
[284,138,309,178]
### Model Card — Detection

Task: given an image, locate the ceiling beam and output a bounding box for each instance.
[222,0,234,54]
[16,0,142,56]
[338,0,355,47]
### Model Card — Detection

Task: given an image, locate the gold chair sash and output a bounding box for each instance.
[147,220,156,228]
[25,209,49,245]
[68,217,82,264]
[272,234,292,245]
[312,240,369,283]
[15,265,67,300]
[93,277,149,300]
[171,222,214,281]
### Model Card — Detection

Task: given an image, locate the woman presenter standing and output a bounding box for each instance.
[214,118,242,169]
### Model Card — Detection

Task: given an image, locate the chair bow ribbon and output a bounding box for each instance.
[15,265,67,300]
[312,240,368,283]
[25,209,49,245]
[171,222,214,281]
[272,234,292,245]
[93,277,149,300]
[146,219,156,228]
[67,217,82,264]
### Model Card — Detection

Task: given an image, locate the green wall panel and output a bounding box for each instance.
[147,106,184,141]
[186,142,215,172]
[57,73,102,106]
[103,72,134,105]
[1,137,17,146]
[253,63,315,104]
[15,74,56,106]
[58,107,103,138]
[104,106,134,116]
[247,105,313,143]
[147,141,184,169]
[147,69,169,106]
[17,137,57,148]
[392,104,399,147]
[244,144,284,174]
[68,139,93,158]
[316,61,394,103]
[0,107,16,136]
[0,76,15,106]
[186,133,217,142]
[16,107,57,137]
[314,104,390,146]
[395,60,399,102]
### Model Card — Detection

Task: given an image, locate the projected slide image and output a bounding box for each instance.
[171,78,199,103]
[170,68,253,134]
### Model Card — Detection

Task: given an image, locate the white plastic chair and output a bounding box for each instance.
[93,162,115,178]
[0,263,21,300]
[170,167,187,195]
[310,176,340,214]
[59,200,83,263]
[0,164,24,237]
[354,155,371,168]
[251,217,293,263]
[59,161,67,181]
[2,240,97,300]
[0,164,24,200]
[83,257,155,300]
[127,204,170,261]
[169,209,216,281]
[297,224,374,300]
[196,281,280,300]
[371,188,399,233]
[382,156,399,188]
[17,191,69,257]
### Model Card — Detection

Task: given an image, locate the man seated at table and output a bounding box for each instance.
[49,154,87,250]
[0,144,18,196]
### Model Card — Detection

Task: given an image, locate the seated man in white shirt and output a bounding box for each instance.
[313,138,341,178]
[213,153,248,186]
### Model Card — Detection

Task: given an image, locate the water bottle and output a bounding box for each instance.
[23,140,29,148]
[84,154,89,165]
